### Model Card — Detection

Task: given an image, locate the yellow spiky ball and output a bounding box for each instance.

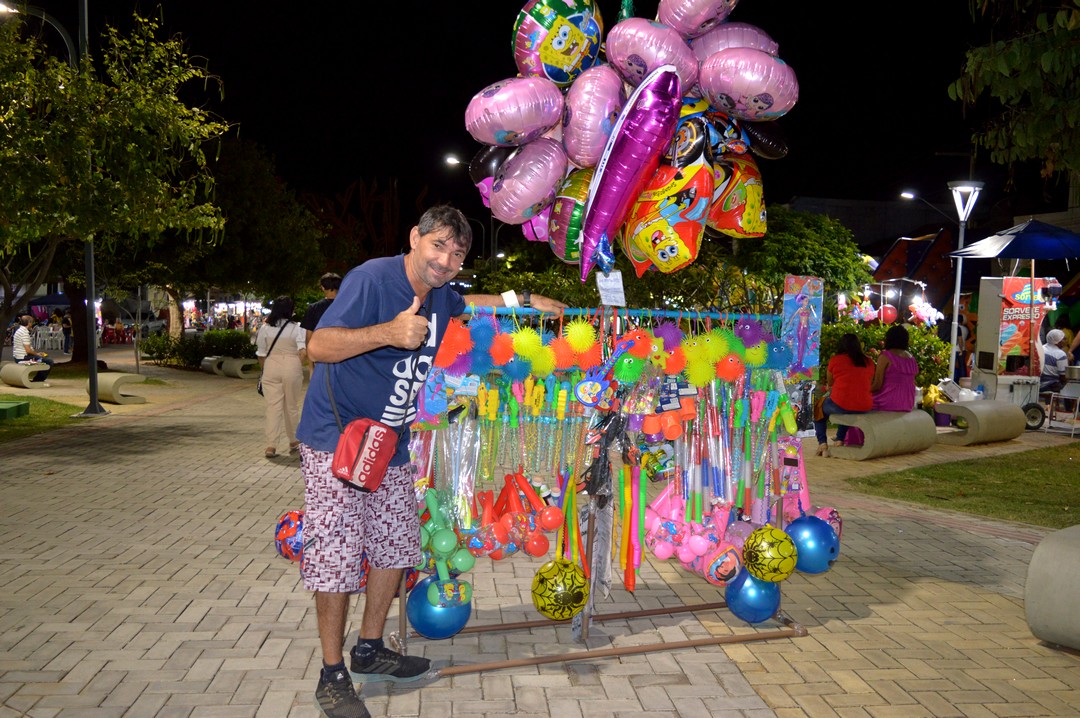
[743,340,768,367]
[564,319,597,353]
[684,357,716,387]
[531,346,556,378]
[512,326,543,361]
[680,335,709,364]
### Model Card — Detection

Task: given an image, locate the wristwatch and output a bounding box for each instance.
[523,290,531,308]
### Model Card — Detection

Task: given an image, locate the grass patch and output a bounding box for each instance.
[847,442,1080,529]
[0,395,86,442]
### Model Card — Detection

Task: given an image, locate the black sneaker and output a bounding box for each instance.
[349,645,431,683]
[314,668,370,718]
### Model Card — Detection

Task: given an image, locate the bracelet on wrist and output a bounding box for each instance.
[501,289,520,308]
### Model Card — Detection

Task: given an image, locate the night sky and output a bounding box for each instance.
[31,1,996,227]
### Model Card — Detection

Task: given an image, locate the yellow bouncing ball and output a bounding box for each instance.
[531,558,589,621]
[742,526,798,582]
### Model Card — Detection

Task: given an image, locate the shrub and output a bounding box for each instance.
[140,330,254,369]
[819,317,949,390]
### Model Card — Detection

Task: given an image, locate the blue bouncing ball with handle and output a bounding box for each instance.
[406,576,472,639]
[725,568,781,624]
[786,515,840,574]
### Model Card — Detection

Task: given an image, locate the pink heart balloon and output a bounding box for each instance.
[490,138,568,225]
[690,21,779,63]
[698,47,799,121]
[563,64,626,169]
[605,18,698,90]
[657,0,740,40]
[465,77,564,147]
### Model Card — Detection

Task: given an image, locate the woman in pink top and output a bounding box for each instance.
[844,325,919,448]
[871,325,919,411]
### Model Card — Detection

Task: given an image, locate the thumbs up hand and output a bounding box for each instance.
[390,296,430,349]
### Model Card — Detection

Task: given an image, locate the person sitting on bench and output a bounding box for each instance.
[12,315,53,385]
[814,332,874,457]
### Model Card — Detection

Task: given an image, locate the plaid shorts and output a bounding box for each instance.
[299,446,421,593]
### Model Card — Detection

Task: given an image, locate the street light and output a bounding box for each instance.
[0,3,76,65]
[902,182,984,380]
[445,153,504,259]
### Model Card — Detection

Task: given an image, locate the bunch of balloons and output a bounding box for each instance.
[464,0,799,282]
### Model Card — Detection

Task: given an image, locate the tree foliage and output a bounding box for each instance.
[0,12,229,328]
[950,0,1080,178]
[473,205,872,315]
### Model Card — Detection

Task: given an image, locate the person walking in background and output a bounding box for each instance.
[302,273,342,346]
[814,332,874,457]
[256,297,307,459]
[296,205,566,718]
[61,310,73,354]
[12,315,53,385]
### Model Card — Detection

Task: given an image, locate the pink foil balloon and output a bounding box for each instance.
[657,0,739,40]
[490,138,568,225]
[698,47,799,121]
[465,77,564,147]
[605,18,698,90]
[690,21,779,62]
[563,64,626,169]
[579,66,682,281]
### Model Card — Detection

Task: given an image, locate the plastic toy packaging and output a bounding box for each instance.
[438,400,483,529]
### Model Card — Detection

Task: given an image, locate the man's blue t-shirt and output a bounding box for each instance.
[296,255,465,464]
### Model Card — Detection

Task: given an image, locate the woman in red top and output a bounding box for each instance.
[814,333,875,456]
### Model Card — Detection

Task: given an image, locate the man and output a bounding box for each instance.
[1040,328,1069,393]
[297,205,566,718]
[12,315,54,385]
[61,310,73,354]
[301,272,342,346]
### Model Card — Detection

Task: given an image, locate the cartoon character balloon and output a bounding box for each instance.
[698,47,799,122]
[465,77,564,146]
[514,0,604,88]
[706,151,766,238]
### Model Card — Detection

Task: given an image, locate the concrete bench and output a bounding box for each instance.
[221,357,260,380]
[0,362,50,388]
[200,356,226,375]
[88,372,147,405]
[0,400,30,420]
[829,410,936,461]
[933,400,1026,446]
[1025,524,1080,651]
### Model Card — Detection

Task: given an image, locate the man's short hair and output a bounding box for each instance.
[319,272,342,291]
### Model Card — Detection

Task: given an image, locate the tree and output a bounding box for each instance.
[950,1,1080,179]
[183,136,325,299]
[0,12,229,334]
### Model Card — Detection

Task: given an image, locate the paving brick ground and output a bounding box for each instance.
[1,346,1078,717]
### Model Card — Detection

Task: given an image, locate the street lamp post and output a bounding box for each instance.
[901,182,984,380]
[1,3,105,414]
[945,181,984,381]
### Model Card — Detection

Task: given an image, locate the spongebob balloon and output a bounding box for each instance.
[514,0,604,88]
[706,151,766,239]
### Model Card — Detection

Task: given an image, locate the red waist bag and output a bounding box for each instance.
[330,417,396,492]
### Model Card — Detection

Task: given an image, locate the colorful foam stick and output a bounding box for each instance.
[579,65,682,281]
